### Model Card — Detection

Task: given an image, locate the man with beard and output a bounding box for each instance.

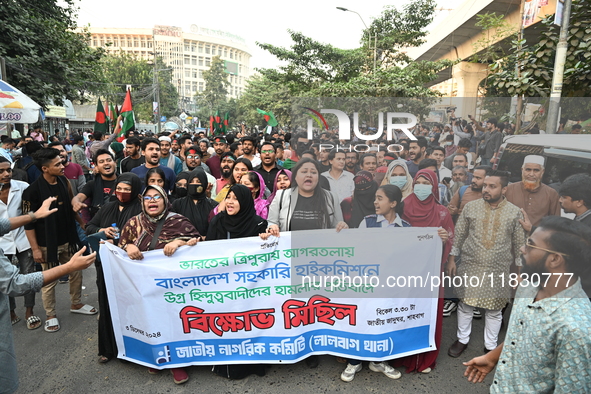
[344,151,359,175]
[158,136,183,175]
[216,152,236,192]
[205,136,228,179]
[446,170,526,358]
[448,166,491,220]
[405,136,427,178]
[182,147,216,198]
[559,173,591,227]
[49,142,86,195]
[199,138,212,162]
[72,149,118,220]
[282,132,311,170]
[505,155,561,232]
[254,142,283,192]
[171,139,180,156]
[464,217,591,392]
[119,137,144,174]
[130,139,176,193]
[239,136,261,167]
[177,135,194,163]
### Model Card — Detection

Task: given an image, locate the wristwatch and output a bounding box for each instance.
[28,211,37,223]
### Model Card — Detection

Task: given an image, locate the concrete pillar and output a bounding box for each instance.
[451,62,489,118]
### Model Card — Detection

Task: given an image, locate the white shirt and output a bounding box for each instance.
[438,165,452,180]
[358,214,404,228]
[0,180,31,254]
[239,154,261,167]
[321,170,355,202]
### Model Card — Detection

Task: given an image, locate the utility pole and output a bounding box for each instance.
[546,0,572,134]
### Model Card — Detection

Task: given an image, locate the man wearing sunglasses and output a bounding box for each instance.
[446,170,527,358]
[182,147,217,198]
[254,142,283,192]
[464,216,591,392]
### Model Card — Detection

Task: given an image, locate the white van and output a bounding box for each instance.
[495,135,591,185]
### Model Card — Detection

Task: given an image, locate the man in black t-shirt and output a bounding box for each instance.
[119,137,145,173]
[22,148,96,332]
[71,149,117,220]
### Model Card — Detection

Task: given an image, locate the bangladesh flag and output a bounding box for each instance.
[256,108,278,127]
[222,112,229,134]
[94,98,108,132]
[118,89,134,142]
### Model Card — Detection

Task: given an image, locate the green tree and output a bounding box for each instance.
[485,0,591,97]
[98,52,178,123]
[195,56,230,116]
[0,0,104,108]
[236,74,292,127]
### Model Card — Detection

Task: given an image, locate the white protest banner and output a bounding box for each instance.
[100,227,442,369]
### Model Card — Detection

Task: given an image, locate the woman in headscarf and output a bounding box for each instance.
[348,171,379,228]
[395,168,454,374]
[239,171,268,219]
[169,171,190,203]
[118,185,200,385]
[85,173,143,364]
[171,168,218,237]
[266,169,292,207]
[110,142,125,174]
[381,160,414,200]
[214,158,252,203]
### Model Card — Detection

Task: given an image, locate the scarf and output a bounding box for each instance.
[118,185,199,251]
[251,171,269,219]
[94,173,143,231]
[350,171,379,228]
[173,169,218,235]
[266,169,292,206]
[37,175,80,267]
[381,160,414,200]
[208,184,266,240]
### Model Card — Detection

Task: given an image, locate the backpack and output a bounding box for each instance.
[459,185,470,201]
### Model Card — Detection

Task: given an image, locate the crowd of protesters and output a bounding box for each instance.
[1,116,590,392]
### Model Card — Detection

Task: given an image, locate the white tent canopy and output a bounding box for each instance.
[0,80,41,123]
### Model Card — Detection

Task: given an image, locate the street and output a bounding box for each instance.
[12,265,499,394]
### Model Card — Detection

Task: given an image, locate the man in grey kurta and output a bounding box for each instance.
[446,171,526,357]
[0,204,96,394]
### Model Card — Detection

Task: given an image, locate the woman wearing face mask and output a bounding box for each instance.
[266,169,292,206]
[118,185,200,385]
[169,171,190,203]
[239,171,268,219]
[381,160,414,200]
[171,168,218,237]
[395,168,453,374]
[214,158,252,203]
[348,171,379,228]
[85,173,143,364]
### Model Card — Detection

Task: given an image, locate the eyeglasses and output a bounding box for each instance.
[143,195,163,202]
[186,155,199,159]
[525,238,569,257]
[261,150,274,154]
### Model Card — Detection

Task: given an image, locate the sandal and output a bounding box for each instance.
[44,317,60,333]
[11,316,21,325]
[26,316,42,330]
[98,355,111,364]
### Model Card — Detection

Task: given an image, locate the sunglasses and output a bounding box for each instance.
[525,238,569,257]
[143,195,163,202]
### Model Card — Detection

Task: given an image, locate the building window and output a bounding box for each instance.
[191,44,196,52]
[198,44,203,53]
[192,70,197,78]
[184,56,190,65]
[185,44,190,51]
[198,56,203,67]
[205,58,211,67]
[198,70,203,79]
[148,41,152,48]
[224,48,228,57]
[185,70,190,78]
[229,51,234,59]
[191,56,197,65]
[192,82,197,92]
[198,82,204,92]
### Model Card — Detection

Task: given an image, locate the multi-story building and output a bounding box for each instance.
[86,25,252,111]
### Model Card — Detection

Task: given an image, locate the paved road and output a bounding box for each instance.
[12,265,501,393]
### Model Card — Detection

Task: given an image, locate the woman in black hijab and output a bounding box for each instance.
[85,172,142,364]
[171,168,218,236]
[169,171,190,203]
[349,170,379,228]
[207,184,268,240]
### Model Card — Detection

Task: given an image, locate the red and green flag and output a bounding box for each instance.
[94,98,108,132]
[256,108,278,127]
[222,112,229,133]
[109,102,116,129]
[117,89,134,142]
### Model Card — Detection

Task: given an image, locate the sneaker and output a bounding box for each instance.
[369,362,401,379]
[443,300,457,317]
[171,368,189,384]
[473,308,482,319]
[341,363,362,382]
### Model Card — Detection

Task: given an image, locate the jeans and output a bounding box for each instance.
[8,249,36,311]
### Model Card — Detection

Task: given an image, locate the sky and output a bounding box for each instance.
[72,0,460,70]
